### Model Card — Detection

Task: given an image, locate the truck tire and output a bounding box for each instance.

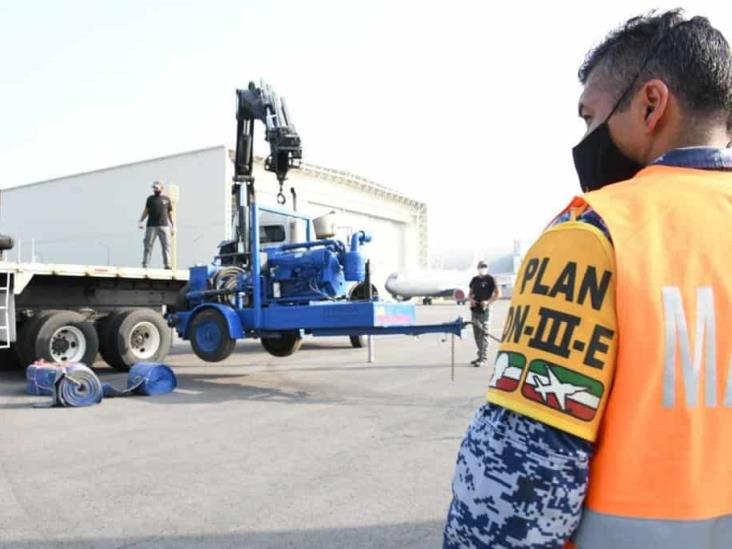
[190,309,236,362]
[349,335,366,348]
[96,309,135,367]
[104,309,172,371]
[261,332,302,357]
[16,310,59,367]
[32,311,99,366]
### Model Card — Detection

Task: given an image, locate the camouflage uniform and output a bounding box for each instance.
[471,309,491,364]
[443,403,591,548]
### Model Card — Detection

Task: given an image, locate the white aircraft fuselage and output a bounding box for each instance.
[385,270,470,302]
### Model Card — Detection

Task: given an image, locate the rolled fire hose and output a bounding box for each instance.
[102,362,177,397]
[29,363,103,408]
[27,362,176,407]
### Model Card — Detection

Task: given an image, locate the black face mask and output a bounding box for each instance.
[154,190,162,196]
[572,121,643,192]
[571,21,696,192]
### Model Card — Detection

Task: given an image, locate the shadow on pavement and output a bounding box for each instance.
[166,338,355,357]
[1,520,444,549]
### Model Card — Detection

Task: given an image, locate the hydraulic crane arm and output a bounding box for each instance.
[234,80,302,191]
[229,80,303,259]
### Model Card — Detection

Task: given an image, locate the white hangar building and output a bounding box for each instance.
[0,146,428,295]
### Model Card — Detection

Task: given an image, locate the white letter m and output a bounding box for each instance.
[662,287,716,408]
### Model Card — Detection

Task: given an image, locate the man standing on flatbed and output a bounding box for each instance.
[139,181,174,270]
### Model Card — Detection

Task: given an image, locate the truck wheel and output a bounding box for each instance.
[96,309,132,367]
[105,309,172,371]
[349,335,365,348]
[32,311,99,366]
[16,310,58,367]
[190,309,236,362]
[422,297,433,306]
[261,332,302,357]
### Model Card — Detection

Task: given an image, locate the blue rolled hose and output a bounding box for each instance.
[102,362,177,397]
[55,364,103,407]
[26,363,57,395]
[29,362,176,406]
[129,362,177,395]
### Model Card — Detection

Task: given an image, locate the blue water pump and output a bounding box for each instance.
[171,81,464,363]
[264,231,371,303]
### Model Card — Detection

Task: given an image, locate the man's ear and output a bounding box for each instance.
[639,79,670,132]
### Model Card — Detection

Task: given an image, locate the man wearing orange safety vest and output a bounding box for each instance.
[444,9,732,549]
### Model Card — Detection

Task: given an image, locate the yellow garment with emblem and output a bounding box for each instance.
[486,220,617,441]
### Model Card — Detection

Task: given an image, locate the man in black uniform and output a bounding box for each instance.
[468,261,499,367]
[138,181,174,269]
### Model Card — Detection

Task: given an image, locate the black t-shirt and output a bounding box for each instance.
[146,194,172,227]
[469,275,496,309]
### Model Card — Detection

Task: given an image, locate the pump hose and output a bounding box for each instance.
[29,362,177,407]
[212,266,246,304]
[30,363,103,408]
[102,362,177,397]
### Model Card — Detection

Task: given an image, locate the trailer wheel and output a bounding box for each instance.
[348,283,377,348]
[349,335,366,348]
[422,297,433,306]
[190,309,236,362]
[32,311,99,365]
[261,332,302,357]
[105,309,172,371]
[349,282,379,301]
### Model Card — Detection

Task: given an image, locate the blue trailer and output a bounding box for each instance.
[171,81,464,362]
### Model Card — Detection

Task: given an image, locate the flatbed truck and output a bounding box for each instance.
[0,255,187,370]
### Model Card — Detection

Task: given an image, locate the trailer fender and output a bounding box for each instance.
[185,304,244,340]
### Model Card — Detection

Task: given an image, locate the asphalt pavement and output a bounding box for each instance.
[0,302,507,549]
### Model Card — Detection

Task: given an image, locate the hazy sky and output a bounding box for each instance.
[1,1,730,253]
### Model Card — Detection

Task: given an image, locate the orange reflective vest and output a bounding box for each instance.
[569,165,732,548]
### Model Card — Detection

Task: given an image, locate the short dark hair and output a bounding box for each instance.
[578,9,732,118]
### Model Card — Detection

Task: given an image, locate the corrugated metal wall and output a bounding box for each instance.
[0,146,229,268]
[0,147,425,295]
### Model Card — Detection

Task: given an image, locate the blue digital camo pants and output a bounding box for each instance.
[443,403,591,549]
